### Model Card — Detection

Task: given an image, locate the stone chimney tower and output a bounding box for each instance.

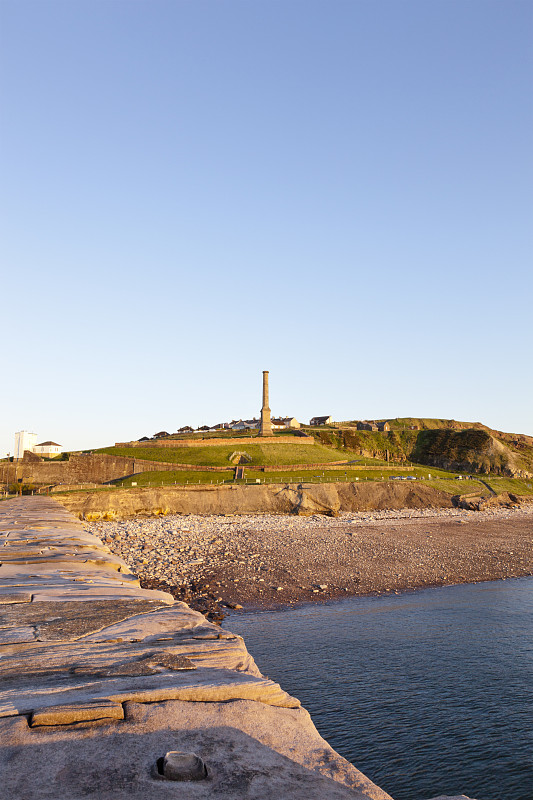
[259,370,273,437]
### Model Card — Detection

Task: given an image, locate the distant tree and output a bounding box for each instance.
[8,483,35,495]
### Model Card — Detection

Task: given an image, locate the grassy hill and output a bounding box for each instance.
[98,442,353,467]
[96,417,533,481]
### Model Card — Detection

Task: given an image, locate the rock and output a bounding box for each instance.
[424,796,478,800]
[162,750,208,781]
[30,700,124,727]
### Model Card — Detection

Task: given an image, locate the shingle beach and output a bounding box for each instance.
[86,503,533,620]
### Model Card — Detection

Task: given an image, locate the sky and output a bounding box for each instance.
[0,0,532,456]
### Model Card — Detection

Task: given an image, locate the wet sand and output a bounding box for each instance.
[87,502,533,620]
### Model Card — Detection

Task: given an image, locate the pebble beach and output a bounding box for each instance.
[86,502,533,621]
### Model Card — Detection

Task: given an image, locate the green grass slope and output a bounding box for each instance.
[96,418,533,480]
[97,442,350,467]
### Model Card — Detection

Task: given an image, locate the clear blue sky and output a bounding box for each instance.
[1,0,532,455]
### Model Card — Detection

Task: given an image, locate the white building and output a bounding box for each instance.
[33,441,62,458]
[271,417,301,430]
[230,419,260,431]
[14,431,37,460]
[13,432,62,459]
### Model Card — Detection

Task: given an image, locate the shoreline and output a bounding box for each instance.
[228,574,533,617]
[87,501,533,622]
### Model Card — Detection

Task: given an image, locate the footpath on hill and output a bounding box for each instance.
[84,502,533,619]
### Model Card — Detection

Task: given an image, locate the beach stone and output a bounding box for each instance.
[424,796,478,800]
[162,750,208,781]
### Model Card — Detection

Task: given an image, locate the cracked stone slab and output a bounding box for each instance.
[0,626,36,644]
[0,600,164,641]
[0,667,300,717]
[0,562,137,581]
[0,633,261,676]
[30,587,174,603]
[0,592,32,604]
[30,699,124,727]
[0,551,129,572]
[0,636,259,680]
[78,604,234,643]
[1,532,107,547]
[71,652,196,677]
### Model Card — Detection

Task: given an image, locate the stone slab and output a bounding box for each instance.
[0,699,392,800]
[0,592,32,604]
[0,600,164,641]
[0,626,36,644]
[78,604,229,642]
[0,562,136,581]
[30,699,124,727]
[30,587,174,603]
[0,635,259,681]
[0,551,127,570]
[0,667,299,717]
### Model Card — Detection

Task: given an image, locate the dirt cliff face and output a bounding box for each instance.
[314,426,533,478]
[55,482,453,520]
[412,429,531,477]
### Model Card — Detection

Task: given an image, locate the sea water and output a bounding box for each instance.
[228,577,533,800]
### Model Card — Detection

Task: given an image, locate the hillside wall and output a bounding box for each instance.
[115,436,314,448]
[0,453,226,486]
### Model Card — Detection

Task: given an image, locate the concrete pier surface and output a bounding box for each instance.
[0,497,476,800]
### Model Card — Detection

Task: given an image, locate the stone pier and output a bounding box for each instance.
[0,496,391,800]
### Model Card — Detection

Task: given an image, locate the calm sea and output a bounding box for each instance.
[228,577,533,800]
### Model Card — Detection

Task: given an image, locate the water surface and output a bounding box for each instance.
[229,578,533,800]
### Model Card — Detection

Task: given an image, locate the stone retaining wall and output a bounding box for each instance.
[0,454,193,486]
[115,436,314,448]
[0,455,420,488]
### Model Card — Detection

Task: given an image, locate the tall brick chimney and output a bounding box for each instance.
[259,370,273,437]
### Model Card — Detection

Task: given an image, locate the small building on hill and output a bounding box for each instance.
[230,419,260,431]
[310,416,333,426]
[14,432,62,459]
[356,420,391,432]
[271,417,300,430]
[32,441,62,458]
[357,421,378,432]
